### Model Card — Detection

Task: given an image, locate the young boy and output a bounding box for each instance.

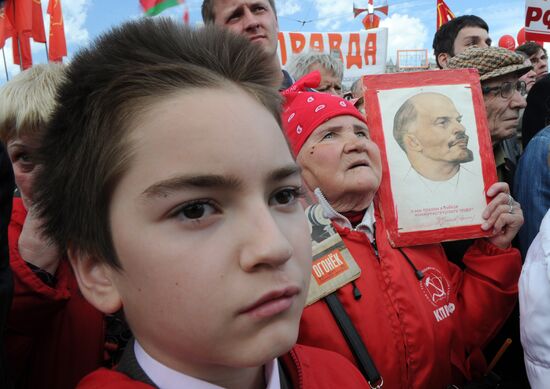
[32,18,367,388]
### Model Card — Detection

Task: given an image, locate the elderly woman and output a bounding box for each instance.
[0,64,108,389]
[287,51,344,96]
[283,72,523,389]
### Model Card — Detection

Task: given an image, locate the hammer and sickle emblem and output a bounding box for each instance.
[424,275,446,302]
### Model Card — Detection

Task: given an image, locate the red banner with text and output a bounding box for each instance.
[525,0,550,42]
[277,28,388,86]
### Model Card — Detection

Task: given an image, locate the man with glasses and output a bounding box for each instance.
[446,46,532,389]
[447,46,531,185]
[481,79,527,142]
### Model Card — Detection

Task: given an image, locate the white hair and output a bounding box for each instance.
[286,51,343,81]
[0,63,66,143]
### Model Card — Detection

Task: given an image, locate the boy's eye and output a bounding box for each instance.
[321,132,334,140]
[356,131,368,138]
[174,201,218,221]
[270,187,303,207]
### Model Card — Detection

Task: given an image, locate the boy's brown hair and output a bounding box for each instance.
[33,18,282,269]
[201,0,277,24]
[516,41,547,58]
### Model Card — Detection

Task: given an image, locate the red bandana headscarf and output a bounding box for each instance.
[281,71,367,156]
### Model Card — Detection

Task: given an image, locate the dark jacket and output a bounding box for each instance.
[522,74,550,149]
[0,142,14,389]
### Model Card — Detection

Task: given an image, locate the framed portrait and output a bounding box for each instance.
[363,69,497,247]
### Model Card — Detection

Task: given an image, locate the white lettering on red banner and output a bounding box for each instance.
[525,0,550,42]
[277,29,389,86]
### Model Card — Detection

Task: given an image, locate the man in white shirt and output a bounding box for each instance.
[520,209,550,389]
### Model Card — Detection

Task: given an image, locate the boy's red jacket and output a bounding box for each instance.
[298,207,521,389]
[6,197,105,389]
[76,344,369,388]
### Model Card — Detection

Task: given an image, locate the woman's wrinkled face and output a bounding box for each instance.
[296,115,382,210]
[7,134,40,209]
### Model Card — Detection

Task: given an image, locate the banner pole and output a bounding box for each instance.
[1,47,8,81]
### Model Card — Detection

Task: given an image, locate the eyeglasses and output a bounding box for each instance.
[482,80,527,99]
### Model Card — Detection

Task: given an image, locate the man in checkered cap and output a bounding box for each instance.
[447,45,533,389]
[447,46,532,186]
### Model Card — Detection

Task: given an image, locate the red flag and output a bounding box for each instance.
[7,0,32,32]
[12,33,32,69]
[47,0,66,62]
[436,0,455,30]
[5,0,33,69]
[32,0,46,43]
[183,5,189,24]
[0,4,15,48]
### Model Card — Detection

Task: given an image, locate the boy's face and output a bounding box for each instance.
[103,87,311,375]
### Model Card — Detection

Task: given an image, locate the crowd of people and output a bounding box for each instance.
[0,1,548,388]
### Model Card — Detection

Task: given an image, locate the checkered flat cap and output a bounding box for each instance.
[447,46,532,81]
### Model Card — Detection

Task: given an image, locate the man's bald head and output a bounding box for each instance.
[393,93,456,151]
[394,92,473,168]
